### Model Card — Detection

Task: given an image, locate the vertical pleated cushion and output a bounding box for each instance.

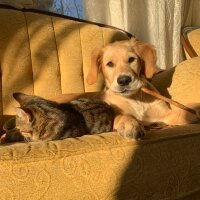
[0,7,130,127]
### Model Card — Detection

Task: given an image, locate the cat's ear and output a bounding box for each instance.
[13,93,31,104]
[15,107,32,123]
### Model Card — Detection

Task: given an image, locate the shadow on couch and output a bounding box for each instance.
[115,122,200,199]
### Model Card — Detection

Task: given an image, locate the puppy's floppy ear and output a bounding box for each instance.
[131,38,161,79]
[86,48,103,85]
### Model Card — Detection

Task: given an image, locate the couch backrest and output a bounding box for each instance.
[0,5,131,128]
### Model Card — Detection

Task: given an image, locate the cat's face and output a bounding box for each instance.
[15,107,34,141]
[14,93,42,142]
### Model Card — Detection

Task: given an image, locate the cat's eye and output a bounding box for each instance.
[107,61,114,67]
[128,57,136,63]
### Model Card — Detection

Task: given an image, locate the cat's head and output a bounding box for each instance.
[13,93,37,141]
[13,92,57,142]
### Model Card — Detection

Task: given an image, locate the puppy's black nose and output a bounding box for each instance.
[117,75,132,86]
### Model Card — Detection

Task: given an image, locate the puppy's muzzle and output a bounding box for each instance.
[117,75,132,86]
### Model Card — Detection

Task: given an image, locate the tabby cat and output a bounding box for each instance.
[2,93,114,142]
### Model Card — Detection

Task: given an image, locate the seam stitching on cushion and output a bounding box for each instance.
[50,16,62,94]
[23,12,34,94]
[77,22,85,92]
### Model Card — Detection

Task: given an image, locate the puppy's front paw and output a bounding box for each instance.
[117,119,145,139]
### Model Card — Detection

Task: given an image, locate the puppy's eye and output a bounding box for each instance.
[128,57,135,63]
[107,61,114,67]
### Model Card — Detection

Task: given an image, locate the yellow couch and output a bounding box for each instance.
[1,5,200,200]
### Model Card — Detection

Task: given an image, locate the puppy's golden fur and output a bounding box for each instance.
[52,38,200,139]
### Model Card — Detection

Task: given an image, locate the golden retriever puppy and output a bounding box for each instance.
[85,38,200,138]
[53,38,200,139]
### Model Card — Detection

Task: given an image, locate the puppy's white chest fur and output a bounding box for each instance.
[105,89,170,124]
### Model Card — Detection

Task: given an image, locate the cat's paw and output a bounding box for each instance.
[3,117,16,131]
[0,134,7,144]
[117,119,145,139]
[196,109,200,119]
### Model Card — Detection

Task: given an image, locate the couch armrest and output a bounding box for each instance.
[152,57,200,104]
[181,26,200,59]
[1,126,200,199]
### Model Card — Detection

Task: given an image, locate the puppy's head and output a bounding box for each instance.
[86,38,160,96]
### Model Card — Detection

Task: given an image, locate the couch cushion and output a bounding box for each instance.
[152,57,200,104]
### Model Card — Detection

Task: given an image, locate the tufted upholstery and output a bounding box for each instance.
[1,5,200,200]
[0,6,130,127]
